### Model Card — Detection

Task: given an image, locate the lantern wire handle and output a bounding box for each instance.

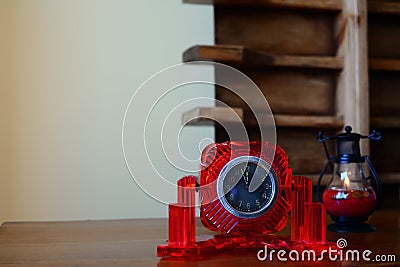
[367,129,382,141]
[316,156,335,203]
[316,131,335,203]
[317,131,331,161]
[364,155,382,211]
[357,128,382,140]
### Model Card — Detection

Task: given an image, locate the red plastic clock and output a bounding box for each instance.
[199,141,292,234]
[157,141,331,258]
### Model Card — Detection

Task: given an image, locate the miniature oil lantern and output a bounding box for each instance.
[317,126,382,232]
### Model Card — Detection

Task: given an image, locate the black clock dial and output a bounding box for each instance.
[217,156,278,218]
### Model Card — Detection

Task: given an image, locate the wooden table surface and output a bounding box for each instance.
[0,209,398,266]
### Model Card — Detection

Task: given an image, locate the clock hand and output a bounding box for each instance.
[241,168,249,185]
[248,172,267,193]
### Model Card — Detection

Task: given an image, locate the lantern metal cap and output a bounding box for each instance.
[317,126,382,164]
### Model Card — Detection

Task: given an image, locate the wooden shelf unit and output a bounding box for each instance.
[368,3,400,178]
[182,0,399,186]
[184,45,343,70]
[183,107,343,129]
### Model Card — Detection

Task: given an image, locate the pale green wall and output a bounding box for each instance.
[0,0,214,223]
[0,0,13,224]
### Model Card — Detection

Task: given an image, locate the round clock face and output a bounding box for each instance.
[217,156,279,219]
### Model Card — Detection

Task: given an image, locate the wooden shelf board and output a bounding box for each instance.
[274,114,343,128]
[378,173,400,184]
[371,117,400,128]
[368,0,400,15]
[182,107,343,128]
[182,107,244,126]
[369,58,400,72]
[184,45,343,70]
[183,0,342,11]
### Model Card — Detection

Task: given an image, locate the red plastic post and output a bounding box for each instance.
[291,176,312,241]
[167,176,196,248]
[305,202,326,243]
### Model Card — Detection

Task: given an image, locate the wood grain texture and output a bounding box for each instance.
[371,117,400,128]
[203,0,342,178]
[184,0,400,184]
[183,45,343,70]
[215,7,336,56]
[370,128,400,173]
[369,72,400,117]
[335,0,369,154]
[0,219,168,244]
[367,3,400,182]
[1,210,398,266]
[240,112,343,129]
[183,0,343,11]
[182,107,243,126]
[214,126,336,174]
[369,58,400,71]
[378,173,400,185]
[368,0,400,15]
[274,114,343,128]
[369,13,400,59]
[277,128,336,174]
[216,69,336,116]
[182,107,342,128]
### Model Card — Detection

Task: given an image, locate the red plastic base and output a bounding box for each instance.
[157,234,336,258]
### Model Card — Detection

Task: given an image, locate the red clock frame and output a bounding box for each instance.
[199,141,292,234]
